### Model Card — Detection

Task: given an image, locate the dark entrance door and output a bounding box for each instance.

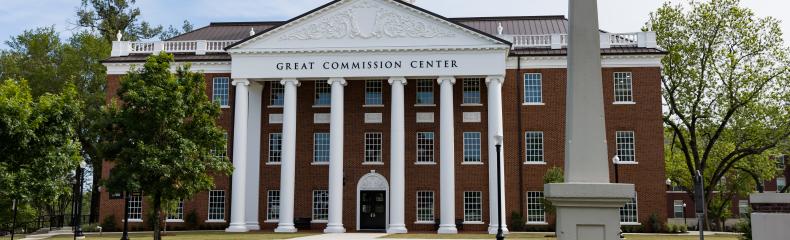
[359,191,386,230]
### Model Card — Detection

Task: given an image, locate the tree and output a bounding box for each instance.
[76,0,163,42]
[0,27,66,97]
[542,166,564,225]
[104,53,232,240]
[0,79,83,235]
[160,20,194,40]
[646,0,790,228]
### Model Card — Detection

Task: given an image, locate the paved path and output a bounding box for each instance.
[292,233,389,240]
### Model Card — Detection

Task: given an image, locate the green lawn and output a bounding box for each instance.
[0,235,25,240]
[382,233,741,240]
[47,231,316,240]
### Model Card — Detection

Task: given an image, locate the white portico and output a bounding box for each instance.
[223,0,510,234]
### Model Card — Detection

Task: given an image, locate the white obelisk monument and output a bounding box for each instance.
[544,0,635,239]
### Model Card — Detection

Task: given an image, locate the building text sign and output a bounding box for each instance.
[275,60,459,71]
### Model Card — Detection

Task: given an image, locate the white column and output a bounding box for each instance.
[244,82,263,231]
[226,78,250,232]
[325,77,347,233]
[387,77,408,234]
[275,79,300,233]
[437,76,458,234]
[486,76,509,234]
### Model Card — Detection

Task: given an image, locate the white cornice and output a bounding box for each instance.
[104,61,231,75]
[227,45,509,55]
[506,54,664,69]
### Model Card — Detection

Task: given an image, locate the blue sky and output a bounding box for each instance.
[1,0,789,48]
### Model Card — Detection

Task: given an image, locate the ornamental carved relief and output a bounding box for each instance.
[281,0,455,40]
[358,173,389,191]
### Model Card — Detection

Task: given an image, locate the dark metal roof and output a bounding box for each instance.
[103,53,231,63]
[511,47,665,56]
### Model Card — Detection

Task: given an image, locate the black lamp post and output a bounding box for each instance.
[612,155,620,183]
[74,161,86,240]
[494,134,505,240]
[121,192,130,240]
[682,203,687,227]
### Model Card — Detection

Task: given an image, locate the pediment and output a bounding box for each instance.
[229,0,509,52]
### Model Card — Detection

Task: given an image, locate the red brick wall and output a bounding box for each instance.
[100,66,666,232]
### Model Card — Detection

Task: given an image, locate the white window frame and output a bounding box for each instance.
[416,79,434,105]
[525,131,544,163]
[527,191,546,224]
[313,132,330,163]
[738,200,749,218]
[207,190,225,221]
[463,191,483,223]
[268,133,282,163]
[777,177,786,193]
[416,132,435,163]
[463,132,482,163]
[364,132,383,164]
[312,190,329,221]
[462,78,482,104]
[777,155,786,169]
[523,73,543,104]
[212,77,230,108]
[416,191,435,223]
[616,131,637,163]
[266,190,280,221]
[365,80,384,106]
[211,133,228,161]
[614,72,634,103]
[673,200,684,218]
[127,193,143,221]
[166,200,184,221]
[270,82,284,106]
[315,81,331,106]
[620,196,639,224]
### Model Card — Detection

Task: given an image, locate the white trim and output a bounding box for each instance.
[312,105,331,108]
[414,221,436,224]
[414,104,436,107]
[613,101,637,105]
[507,55,664,69]
[363,105,385,108]
[266,162,282,166]
[460,103,484,107]
[311,162,330,166]
[122,219,143,223]
[311,220,329,223]
[362,162,385,165]
[524,162,547,165]
[104,61,231,75]
[356,172,390,231]
[526,222,549,225]
[205,220,227,223]
[461,162,484,165]
[165,219,184,223]
[264,220,279,223]
[615,161,639,165]
[620,222,642,226]
[462,221,486,225]
[414,162,437,165]
[268,105,284,109]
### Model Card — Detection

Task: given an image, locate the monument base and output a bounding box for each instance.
[545,183,634,240]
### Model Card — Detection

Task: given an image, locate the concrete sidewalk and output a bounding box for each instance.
[292,233,388,240]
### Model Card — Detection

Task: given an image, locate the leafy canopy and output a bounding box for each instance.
[77,0,163,42]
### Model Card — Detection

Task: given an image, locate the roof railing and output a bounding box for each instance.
[112,40,239,57]
[505,32,657,49]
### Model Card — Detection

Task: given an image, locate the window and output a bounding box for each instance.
[620,197,638,224]
[312,190,329,221]
[315,81,331,105]
[364,132,383,163]
[525,132,544,163]
[777,177,786,193]
[267,190,280,221]
[463,191,483,222]
[208,190,225,221]
[614,72,633,102]
[416,79,434,105]
[738,200,749,218]
[616,131,636,162]
[365,80,383,105]
[313,133,330,163]
[270,82,284,106]
[524,73,542,103]
[128,193,142,220]
[462,78,481,104]
[673,200,685,218]
[268,133,282,163]
[416,132,435,163]
[527,191,546,223]
[416,191,435,222]
[778,155,786,169]
[167,200,184,220]
[463,132,482,163]
[213,77,230,107]
[212,133,228,160]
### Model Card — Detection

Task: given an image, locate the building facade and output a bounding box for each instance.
[100,0,667,234]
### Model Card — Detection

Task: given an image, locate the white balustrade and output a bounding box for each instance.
[112,40,240,56]
[508,32,656,49]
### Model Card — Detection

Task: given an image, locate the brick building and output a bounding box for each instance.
[100,0,667,234]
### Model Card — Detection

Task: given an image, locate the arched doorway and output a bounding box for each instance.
[356,171,389,231]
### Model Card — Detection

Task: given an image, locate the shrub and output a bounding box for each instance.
[101,215,117,232]
[80,223,101,232]
[509,212,525,231]
[647,213,662,233]
[185,210,199,230]
[736,213,752,240]
[621,225,644,233]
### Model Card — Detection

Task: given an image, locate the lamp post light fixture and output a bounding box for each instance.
[74,160,87,240]
[494,134,505,240]
[666,178,672,187]
[612,155,620,183]
[682,203,688,227]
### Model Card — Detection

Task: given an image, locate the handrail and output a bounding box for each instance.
[507,32,656,49]
[112,40,239,56]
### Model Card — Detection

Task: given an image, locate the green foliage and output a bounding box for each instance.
[160,20,194,40]
[621,225,644,233]
[101,214,117,232]
[80,223,102,232]
[664,223,689,233]
[509,211,525,231]
[103,53,232,239]
[646,213,663,233]
[736,212,752,240]
[648,0,790,227]
[542,166,564,214]
[0,79,82,206]
[77,0,163,42]
[185,209,199,230]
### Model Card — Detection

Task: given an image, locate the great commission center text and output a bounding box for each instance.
[275,60,459,71]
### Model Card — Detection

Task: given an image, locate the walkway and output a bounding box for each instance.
[292,233,389,240]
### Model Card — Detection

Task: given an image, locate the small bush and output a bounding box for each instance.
[80,223,101,232]
[647,213,662,233]
[621,225,644,233]
[101,215,117,232]
[509,212,525,231]
[185,210,199,230]
[663,223,688,233]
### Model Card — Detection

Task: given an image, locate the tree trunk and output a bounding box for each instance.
[89,178,101,223]
[153,194,162,240]
[11,199,18,240]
